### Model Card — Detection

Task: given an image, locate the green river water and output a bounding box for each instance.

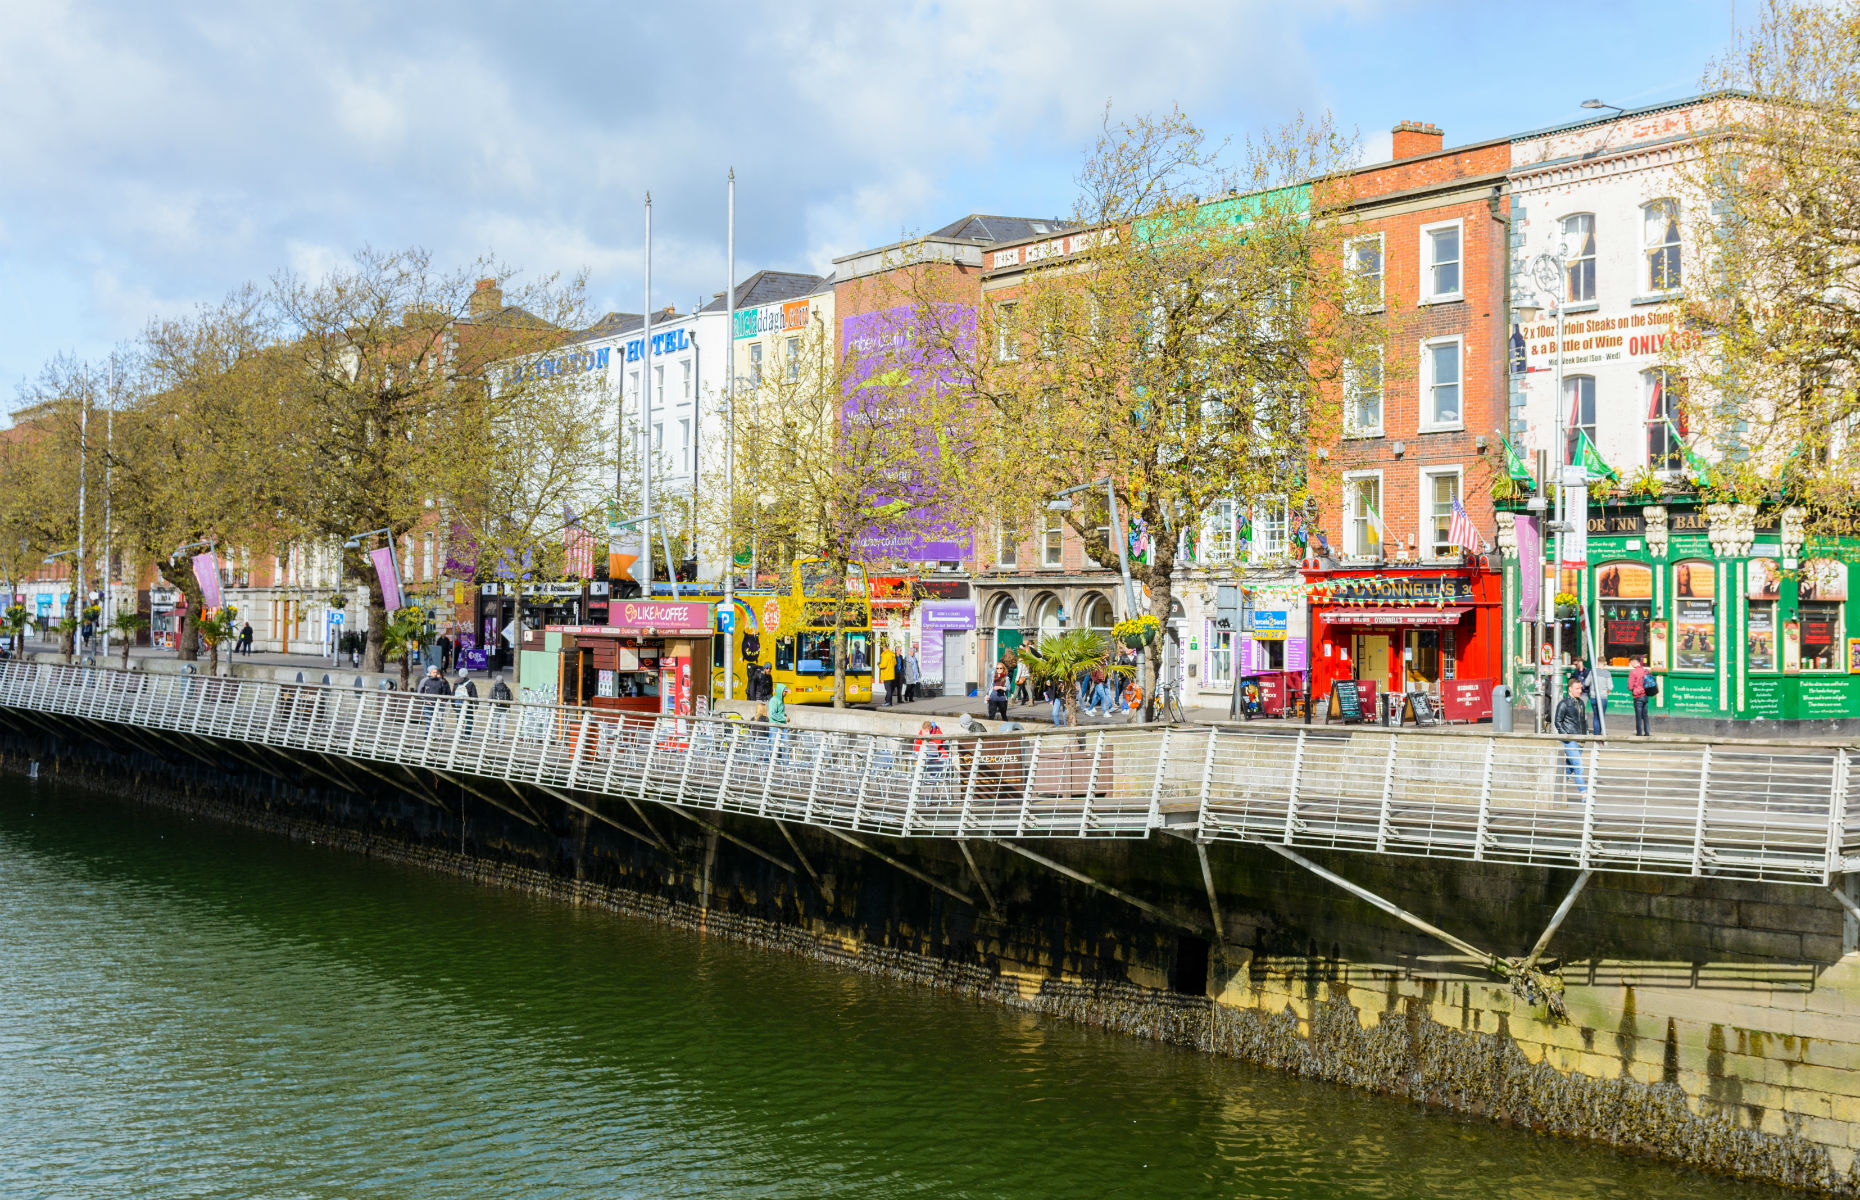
[0,779,1795,1199]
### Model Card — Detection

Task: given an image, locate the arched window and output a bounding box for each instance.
[1079,594,1115,630]
[1562,214,1596,302]
[1643,199,1681,292]
[1672,560,1717,672]
[994,596,1021,629]
[1033,594,1065,634]
[1644,368,1685,471]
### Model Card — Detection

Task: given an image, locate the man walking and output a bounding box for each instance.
[437,631,453,672]
[1555,679,1590,796]
[453,670,479,739]
[903,648,921,702]
[237,622,254,656]
[418,664,451,735]
[488,672,513,739]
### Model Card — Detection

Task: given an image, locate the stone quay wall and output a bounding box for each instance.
[3,716,1857,1195]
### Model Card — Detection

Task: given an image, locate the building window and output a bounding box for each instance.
[1562,213,1596,302]
[1200,499,1237,564]
[1422,338,1462,429]
[1672,560,1717,671]
[1564,375,1597,462]
[748,343,762,385]
[1598,562,1654,667]
[1422,469,1462,558]
[997,526,1018,568]
[679,419,691,466]
[1208,629,1234,686]
[653,423,663,453]
[1250,497,1288,561]
[1645,368,1684,471]
[1343,473,1383,559]
[1344,349,1383,437]
[653,365,664,408]
[1042,516,1063,567]
[1085,523,1111,569]
[1421,221,1461,301]
[628,369,640,400]
[786,337,800,381]
[1798,558,1848,672]
[1643,199,1681,292]
[1346,234,1384,309]
[996,301,1020,362]
[1747,580,1777,672]
[681,359,692,402]
[422,535,433,580]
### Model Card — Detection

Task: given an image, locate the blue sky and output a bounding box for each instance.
[0,0,1742,401]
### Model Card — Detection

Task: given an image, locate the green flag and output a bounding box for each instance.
[1501,437,1535,485]
[1667,420,1713,487]
[1576,430,1619,483]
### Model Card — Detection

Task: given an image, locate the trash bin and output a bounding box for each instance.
[1491,684,1513,733]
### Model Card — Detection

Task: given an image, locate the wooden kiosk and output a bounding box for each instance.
[546,600,716,716]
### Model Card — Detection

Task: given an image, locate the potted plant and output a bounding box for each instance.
[1553,591,1581,620]
[1112,614,1160,649]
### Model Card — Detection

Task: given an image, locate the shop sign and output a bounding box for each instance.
[921,603,976,631]
[1516,308,1699,373]
[1325,575,1475,604]
[783,300,810,331]
[1669,510,1709,532]
[1253,609,1288,640]
[868,575,916,609]
[1442,679,1493,722]
[1587,510,1644,537]
[503,346,609,385]
[554,599,713,636]
[733,306,784,340]
[912,579,970,601]
[624,328,692,360]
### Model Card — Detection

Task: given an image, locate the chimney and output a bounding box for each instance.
[1391,121,1444,160]
[469,278,502,318]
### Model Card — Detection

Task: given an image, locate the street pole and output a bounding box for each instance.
[76,380,88,647]
[723,168,736,701]
[641,191,655,596]
[101,376,113,663]
[1551,295,1565,683]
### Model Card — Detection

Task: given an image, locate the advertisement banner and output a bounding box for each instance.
[369,545,404,613]
[1515,515,1541,622]
[191,552,223,610]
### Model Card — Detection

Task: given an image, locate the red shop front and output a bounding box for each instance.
[1302,564,1503,721]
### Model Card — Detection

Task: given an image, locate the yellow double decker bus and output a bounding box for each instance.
[715,559,876,705]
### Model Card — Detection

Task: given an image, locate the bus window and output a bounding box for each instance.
[798,560,866,598]
[775,637,794,671]
[793,630,874,675]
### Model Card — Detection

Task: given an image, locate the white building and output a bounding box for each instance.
[1507,97,1718,477]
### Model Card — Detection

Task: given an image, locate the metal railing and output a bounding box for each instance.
[0,661,1852,885]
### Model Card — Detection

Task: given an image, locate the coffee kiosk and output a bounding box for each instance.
[545,600,716,716]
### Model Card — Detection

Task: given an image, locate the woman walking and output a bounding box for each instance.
[986,664,1011,721]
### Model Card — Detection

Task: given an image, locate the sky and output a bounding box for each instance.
[0,0,1746,402]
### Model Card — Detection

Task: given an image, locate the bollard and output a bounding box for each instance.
[1491,684,1513,733]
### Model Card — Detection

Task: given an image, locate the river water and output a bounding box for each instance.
[0,779,1793,1200]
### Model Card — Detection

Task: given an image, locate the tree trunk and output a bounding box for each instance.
[156,562,201,662]
[363,573,387,674]
[1136,529,1179,725]
[832,557,847,709]
[61,587,76,662]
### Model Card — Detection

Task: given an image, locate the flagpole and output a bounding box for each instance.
[1551,291,1566,682]
[641,192,655,596]
[723,167,736,703]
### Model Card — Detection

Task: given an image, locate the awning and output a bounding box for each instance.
[1321,607,1470,628]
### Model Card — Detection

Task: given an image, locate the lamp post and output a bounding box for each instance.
[1524,251,1571,688]
[723,167,736,704]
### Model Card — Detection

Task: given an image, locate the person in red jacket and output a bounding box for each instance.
[1627,656,1653,737]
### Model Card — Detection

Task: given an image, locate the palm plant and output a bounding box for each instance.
[198,608,237,676]
[1,604,27,657]
[1021,628,1131,727]
[381,606,426,691]
[53,615,80,663]
[109,611,149,670]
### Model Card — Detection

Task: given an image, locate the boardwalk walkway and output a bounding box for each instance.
[1,661,1854,887]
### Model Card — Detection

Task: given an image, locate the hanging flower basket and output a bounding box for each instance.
[1113,615,1160,648]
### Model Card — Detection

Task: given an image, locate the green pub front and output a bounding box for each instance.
[1500,501,1860,736]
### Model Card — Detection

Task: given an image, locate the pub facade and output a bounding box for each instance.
[1496,499,1860,735]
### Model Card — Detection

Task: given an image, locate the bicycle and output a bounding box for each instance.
[1156,682,1187,724]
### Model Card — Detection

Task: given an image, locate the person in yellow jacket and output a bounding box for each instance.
[879,642,899,706]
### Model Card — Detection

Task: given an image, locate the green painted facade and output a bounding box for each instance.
[1501,500,1860,730]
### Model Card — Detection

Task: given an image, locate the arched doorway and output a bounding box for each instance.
[991,595,1024,664]
[1079,592,1115,632]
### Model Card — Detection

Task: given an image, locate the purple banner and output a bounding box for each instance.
[1515,515,1541,623]
[841,304,976,562]
[920,602,975,630]
[191,552,223,610]
[370,545,404,613]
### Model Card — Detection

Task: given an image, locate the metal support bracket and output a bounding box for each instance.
[957,839,999,917]
[996,839,1208,937]
[1195,840,1227,964]
[1519,869,1594,971]
[432,769,541,829]
[826,827,972,907]
[530,783,670,854]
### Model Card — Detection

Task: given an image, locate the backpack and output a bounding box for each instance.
[1643,673,1660,698]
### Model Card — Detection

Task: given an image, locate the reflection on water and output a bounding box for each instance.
[0,781,1791,1200]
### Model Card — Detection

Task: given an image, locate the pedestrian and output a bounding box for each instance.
[237,622,254,656]
[1627,655,1655,737]
[903,649,921,702]
[1555,680,1590,795]
[418,664,451,734]
[1048,680,1065,726]
[437,631,453,672]
[768,681,790,762]
[880,640,898,706]
[453,670,478,739]
[1013,656,1030,705]
[986,663,1011,721]
[488,672,512,739]
[1087,666,1110,716]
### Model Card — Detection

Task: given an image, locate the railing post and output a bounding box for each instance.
[1192,727,1218,835]
[1015,736,1043,837]
[1149,725,1173,832]
[1472,737,1496,862]
[1078,729,1110,837]
[957,732,983,836]
[1281,729,1307,845]
[801,733,827,825]
[901,742,927,835]
[1692,744,1714,877]
[1824,748,1846,884]
[636,718,660,800]
[1374,734,1398,853]
[717,720,743,810]
[1578,742,1599,870]
[566,710,592,791]
[674,717,698,805]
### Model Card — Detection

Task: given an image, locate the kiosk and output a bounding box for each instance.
[545,599,716,716]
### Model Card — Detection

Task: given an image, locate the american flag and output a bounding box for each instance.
[565,526,597,579]
[1448,496,1480,553]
